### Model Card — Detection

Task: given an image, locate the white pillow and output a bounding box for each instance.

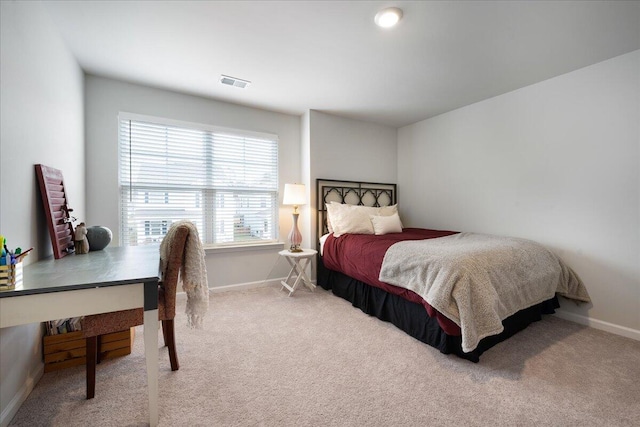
[326,202,351,233]
[379,204,399,216]
[326,202,349,233]
[328,202,398,218]
[370,213,403,235]
[325,216,333,233]
[326,202,403,237]
[325,202,341,233]
[381,204,403,228]
[329,204,374,237]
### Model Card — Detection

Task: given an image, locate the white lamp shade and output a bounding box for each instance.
[283,183,306,206]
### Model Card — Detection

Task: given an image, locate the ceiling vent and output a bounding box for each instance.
[220,75,251,89]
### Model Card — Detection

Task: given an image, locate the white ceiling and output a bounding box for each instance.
[44,1,640,128]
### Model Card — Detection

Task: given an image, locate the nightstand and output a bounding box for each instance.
[278,249,317,296]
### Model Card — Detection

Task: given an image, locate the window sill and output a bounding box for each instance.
[203,241,284,254]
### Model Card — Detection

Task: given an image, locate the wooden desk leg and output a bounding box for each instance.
[144,308,159,427]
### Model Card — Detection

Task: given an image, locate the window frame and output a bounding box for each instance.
[117,112,280,248]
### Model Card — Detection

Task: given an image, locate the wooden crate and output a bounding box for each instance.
[43,328,135,373]
[0,261,23,291]
[43,331,85,372]
[99,328,135,360]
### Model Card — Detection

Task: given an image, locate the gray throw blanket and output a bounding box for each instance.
[161,220,209,328]
[379,232,590,353]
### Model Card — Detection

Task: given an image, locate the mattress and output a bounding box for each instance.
[322,228,462,335]
[319,228,568,361]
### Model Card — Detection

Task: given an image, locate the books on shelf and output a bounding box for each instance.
[45,317,82,336]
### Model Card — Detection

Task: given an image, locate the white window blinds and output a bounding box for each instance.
[118,114,278,246]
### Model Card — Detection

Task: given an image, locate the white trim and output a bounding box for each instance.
[175,279,281,296]
[204,242,284,254]
[118,111,279,141]
[209,278,284,293]
[554,309,640,341]
[0,363,43,427]
[175,277,320,295]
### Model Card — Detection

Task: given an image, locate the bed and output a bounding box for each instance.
[315,179,590,362]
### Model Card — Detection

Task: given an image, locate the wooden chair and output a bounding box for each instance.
[81,224,190,399]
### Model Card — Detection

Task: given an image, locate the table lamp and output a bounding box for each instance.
[283,183,306,252]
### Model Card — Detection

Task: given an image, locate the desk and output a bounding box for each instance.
[0,246,160,426]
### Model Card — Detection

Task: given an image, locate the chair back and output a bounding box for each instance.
[159,224,190,320]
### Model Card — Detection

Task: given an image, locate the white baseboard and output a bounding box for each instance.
[175,277,317,295]
[0,363,44,427]
[553,309,640,341]
[175,278,290,298]
[209,277,285,293]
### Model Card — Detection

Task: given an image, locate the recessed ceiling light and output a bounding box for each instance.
[219,75,251,89]
[375,7,403,28]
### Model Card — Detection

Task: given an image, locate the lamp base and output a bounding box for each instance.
[288,212,303,253]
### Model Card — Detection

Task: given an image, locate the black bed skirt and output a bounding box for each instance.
[317,258,559,362]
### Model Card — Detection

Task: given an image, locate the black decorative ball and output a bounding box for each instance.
[86,226,113,251]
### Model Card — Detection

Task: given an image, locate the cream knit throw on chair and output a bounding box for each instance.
[161,220,209,328]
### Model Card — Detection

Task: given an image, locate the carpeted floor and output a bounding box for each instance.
[9,286,640,426]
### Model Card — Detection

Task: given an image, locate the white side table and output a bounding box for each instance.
[278,249,317,296]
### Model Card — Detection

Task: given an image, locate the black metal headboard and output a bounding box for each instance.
[316,179,397,241]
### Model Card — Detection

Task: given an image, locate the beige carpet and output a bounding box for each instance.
[9,286,640,426]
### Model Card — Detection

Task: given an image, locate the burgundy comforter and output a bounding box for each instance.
[322,228,462,335]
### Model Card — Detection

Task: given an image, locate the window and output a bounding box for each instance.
[119,113,279,247]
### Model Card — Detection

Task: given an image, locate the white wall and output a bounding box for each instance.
[0,1,85,425]
[307,110,398,244]
[300,111,312,248]
[84,76,301,287]
[398,51,640,335]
